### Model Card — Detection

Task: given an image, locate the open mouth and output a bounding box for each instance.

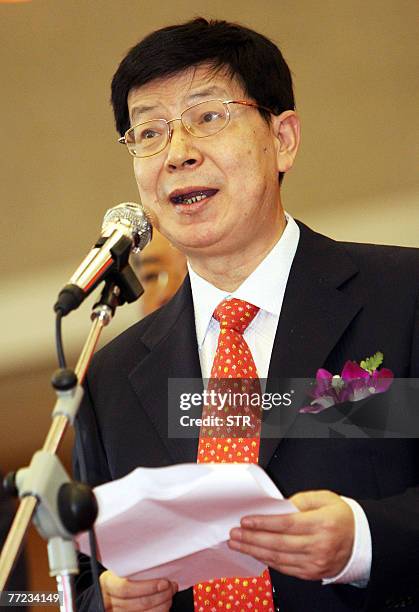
[170,189,218,205]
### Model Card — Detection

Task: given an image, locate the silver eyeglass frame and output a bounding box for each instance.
[117,99,275,158]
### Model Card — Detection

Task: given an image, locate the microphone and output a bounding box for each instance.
[54,202,152,316]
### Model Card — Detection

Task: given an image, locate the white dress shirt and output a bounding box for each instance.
[188,213,371,586]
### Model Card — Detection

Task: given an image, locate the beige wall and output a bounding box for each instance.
[0,0,418,599]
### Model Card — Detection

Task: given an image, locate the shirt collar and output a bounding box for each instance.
[188,213,300,348]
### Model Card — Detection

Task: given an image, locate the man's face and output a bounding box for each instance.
[134,230,187,316]
[127,65,292,261]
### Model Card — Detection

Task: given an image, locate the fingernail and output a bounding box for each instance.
[157,580,169,592]
[230,528,242,540]
[241,518,254,528]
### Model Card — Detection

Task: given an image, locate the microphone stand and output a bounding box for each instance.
[0,266,143,611]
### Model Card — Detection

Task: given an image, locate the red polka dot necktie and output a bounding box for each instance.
[193,298,276,611]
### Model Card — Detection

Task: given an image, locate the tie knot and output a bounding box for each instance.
[213,298,259,334]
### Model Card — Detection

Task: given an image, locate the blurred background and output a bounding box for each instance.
[0,0,418,607]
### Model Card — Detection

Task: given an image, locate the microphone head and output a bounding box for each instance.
[102,202,152,253]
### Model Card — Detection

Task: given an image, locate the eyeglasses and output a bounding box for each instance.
[118,99,274,158]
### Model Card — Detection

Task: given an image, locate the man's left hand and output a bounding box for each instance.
[228,490,354,581]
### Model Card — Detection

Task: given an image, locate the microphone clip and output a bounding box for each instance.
[54,234,143,316]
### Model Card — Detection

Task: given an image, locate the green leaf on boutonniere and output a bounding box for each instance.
[360,351,384,374]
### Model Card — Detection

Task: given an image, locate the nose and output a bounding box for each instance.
[164,120,203,172]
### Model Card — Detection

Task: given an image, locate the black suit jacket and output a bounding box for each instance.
[74,222,419,611]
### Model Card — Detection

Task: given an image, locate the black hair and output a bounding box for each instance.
[111,18,295,182]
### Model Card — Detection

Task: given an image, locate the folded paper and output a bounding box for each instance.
[76,462,296,590]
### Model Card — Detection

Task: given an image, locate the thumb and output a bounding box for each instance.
[290,489,340,512]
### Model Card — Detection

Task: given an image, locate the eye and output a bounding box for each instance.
[140,271,160,284]
[200,111,222,124]
[132,121,166,144]
[141,129,160,140]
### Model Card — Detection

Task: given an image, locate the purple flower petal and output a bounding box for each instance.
[371,368,394,393]
[300,405,322,414]
[338,384,355,403]
[299,395,336,414]
[316,368,333,382]
[301,360,394,415]
[310,369,334,399]
[313,396,337,410]
[341,360,369,381]
[351,384,374,402]
[344,377,368,400]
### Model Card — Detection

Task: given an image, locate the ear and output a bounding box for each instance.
[271,110,301,174]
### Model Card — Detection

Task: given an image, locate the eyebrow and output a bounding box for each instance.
[131,105,158,123]
[130,86,229,123]
[137,255,163,267]
[187,86,229,100]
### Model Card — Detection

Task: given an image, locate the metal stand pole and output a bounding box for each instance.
[0,304,113,610]
[49,538,78,612]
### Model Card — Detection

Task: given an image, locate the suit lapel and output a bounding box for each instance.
[127,224,364,469]
[259,223,364,467]
[128,277,201,465]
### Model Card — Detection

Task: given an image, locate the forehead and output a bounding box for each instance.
[127,64,246,121]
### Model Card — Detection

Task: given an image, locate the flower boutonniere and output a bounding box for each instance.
[300,352,394,414]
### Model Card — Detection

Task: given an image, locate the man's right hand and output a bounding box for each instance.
[99,570,178,611]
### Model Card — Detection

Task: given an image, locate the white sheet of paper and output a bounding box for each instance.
[76,463,296,590]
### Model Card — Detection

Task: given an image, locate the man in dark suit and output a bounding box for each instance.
[74,18,419,611]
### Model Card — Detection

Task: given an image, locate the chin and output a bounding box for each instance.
[169,225,222,252]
